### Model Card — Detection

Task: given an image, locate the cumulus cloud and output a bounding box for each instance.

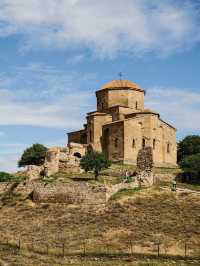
[146,87,200,131]
[0,0,199,57]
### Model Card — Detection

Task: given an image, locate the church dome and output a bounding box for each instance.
[101,80,144,92]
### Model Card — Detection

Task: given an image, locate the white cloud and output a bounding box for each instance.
[0,140,66,172]
[0,153,20,173]
[0,63,95,129]
[0,93,89,128]
[0,0,199,57]
[145,87,200,131]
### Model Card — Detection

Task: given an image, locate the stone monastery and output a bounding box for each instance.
[68,80,177,167]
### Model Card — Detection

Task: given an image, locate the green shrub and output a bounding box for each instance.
[0,172,15,182]
[18,143,47,167]
[180,153,200,180]
[178,135,200,163]
[80,150,111,179]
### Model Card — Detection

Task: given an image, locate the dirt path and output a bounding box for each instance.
[161,186,200,195]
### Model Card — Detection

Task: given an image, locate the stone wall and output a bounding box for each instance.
[26,165,44,181]
[25,143,87,179]
[154,173,176,183]
[136,146,154,187]
[0,179,140,204]
[102,121,124,161]
[32,182,107,204]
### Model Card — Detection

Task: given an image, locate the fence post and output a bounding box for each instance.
[31,241,34,252]
[106,243,109,255]
[184,242,187,259]
[62,243,65,257]
[130,240,133,256]
[46,244,49,255]
[83,241,86,256]
[18,238,21,250]
[157,242,160,257]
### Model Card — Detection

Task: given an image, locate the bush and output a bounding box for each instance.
[18,143,47,167]
[178,135,200,183]
[180,153,200,181]
[0,172,15,182]
[80,151,111,179]
[178,135,200,163]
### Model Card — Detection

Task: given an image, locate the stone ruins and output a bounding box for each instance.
[136,146,154,187]
[26,142,86,180]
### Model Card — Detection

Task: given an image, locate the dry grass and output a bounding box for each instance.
[106,163,181,175]
[0,184,200,265]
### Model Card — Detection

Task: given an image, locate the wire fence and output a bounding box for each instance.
[0,235,200,260]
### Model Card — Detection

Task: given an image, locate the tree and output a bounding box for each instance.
[178,135,200,163]
[80,151,111,179]
[179,153,200,180]
[0,172,14,182]
[18,144,47,167]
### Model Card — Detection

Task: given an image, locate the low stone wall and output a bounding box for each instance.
[32,182,106,204]
[154,173,176,183]
[58,163,83,174]
[0,180,140,204]
[0,181,37,196]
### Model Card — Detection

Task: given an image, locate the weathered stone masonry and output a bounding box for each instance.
[68,79,177,167]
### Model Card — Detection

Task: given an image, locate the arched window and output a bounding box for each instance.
[142,138,146,148]
[114,138,118,148]
[167,143,170,153]
[136,101,138,110]
[153,139,156,150]
[132,138,136,148]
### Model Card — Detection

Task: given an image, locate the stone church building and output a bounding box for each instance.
[68,80,177,167]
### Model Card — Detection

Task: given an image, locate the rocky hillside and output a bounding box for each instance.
[0,175,200,266]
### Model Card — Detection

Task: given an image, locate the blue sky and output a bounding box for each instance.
[0,0,200,172]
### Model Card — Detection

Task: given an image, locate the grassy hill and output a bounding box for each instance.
[0,168,200,266]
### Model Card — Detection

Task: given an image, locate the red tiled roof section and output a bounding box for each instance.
[101,80,144,92]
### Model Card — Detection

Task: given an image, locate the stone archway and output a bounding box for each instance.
[73,152,82,158]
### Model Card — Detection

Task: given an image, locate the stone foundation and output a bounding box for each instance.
[32,182,106,204]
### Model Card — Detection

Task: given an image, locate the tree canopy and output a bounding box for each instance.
[178,135,200,163]
[80,150,111,179]
[178,135,200,182]
[18,144,47,167]
[179,153,200,179]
